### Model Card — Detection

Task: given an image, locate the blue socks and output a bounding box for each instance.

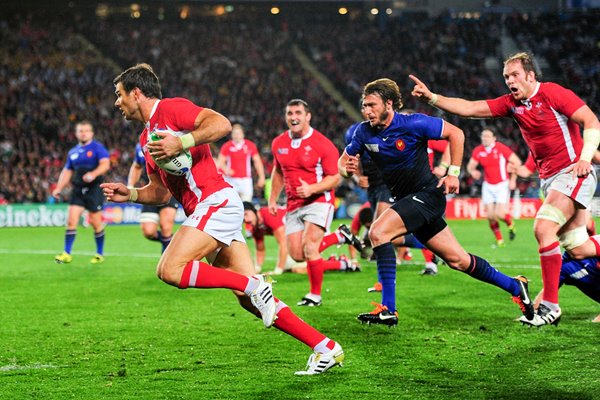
[374,242,397,312]
[403,234,425,249]
[465,254,519,296]
[64,229,76,253]
[94,230,105,255]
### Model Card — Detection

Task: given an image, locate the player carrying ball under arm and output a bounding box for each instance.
[411,51,600,327]
[102,63,343,375]
[339,78,533,326]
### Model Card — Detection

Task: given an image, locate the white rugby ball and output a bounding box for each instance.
[148,130,192,176]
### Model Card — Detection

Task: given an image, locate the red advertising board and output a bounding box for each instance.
[445,198,542,220]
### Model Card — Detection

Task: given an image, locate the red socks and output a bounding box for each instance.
[539,242,562,304]
[319,232,342,252]
[306,259,324,295]
[178,260,250,292]
[273,301,328,350]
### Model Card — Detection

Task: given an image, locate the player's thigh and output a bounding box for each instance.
[158,226,220,273]
[535,190,578,237]
[369,207,408,245]
[302,221,326,258]
[66,205,85,228]
[212,240,255,276]
[286,231,305,261]
[484,202,496,220]
[159,206,177,234]
[424,227,469,270]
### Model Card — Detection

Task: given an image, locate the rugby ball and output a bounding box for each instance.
[148,130,192,176]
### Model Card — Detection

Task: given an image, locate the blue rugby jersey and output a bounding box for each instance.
[345,112,444,198]
[560,253,600,302]
[65,140,109,186]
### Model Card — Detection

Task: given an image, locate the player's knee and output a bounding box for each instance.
[559,226,588,253]
[302,240,321,259]
[368,224,390,247]
[443,253,468,271]
[156,260,182,286]
[534,205,565,240]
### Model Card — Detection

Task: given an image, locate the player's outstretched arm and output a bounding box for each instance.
[102,172,171,204]
[409,74,493,118]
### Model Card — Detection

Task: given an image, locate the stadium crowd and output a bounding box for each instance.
[0,8,597,204]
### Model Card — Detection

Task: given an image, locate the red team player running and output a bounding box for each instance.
[411,51,600,326]
[269,99,357,307]
[102,64,344,375]
[466,128,520,247]
[217,123,266,202]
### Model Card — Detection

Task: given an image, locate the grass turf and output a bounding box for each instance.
[0,219,598,399]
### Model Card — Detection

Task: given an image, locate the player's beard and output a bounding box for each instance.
[370,109,389,130]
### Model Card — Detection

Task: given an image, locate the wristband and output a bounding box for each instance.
[128,187,138,202]
[580,128,600,162]
[179,133,195,150]
[428,93,438,106]
[448,165,461,177]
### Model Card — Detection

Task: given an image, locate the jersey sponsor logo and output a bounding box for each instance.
[382,137,389,141]
[511,106,525,115]
[365,143,379,152]
[395,139,405,151]
[278,148,289,155]
[70,153,79,160]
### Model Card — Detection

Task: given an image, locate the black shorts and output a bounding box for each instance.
[368,183,395,212]
[391,187,447,244]
[141,196,180,214]
[70,185,105,212]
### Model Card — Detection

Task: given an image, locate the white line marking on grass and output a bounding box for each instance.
[0,363,59,372]
[0,249,157,258]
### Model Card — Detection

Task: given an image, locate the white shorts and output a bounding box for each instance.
[481,180,510,205]
[223,176,253,202]
[540,165,597,208]
[285,202,335,235]
[181,187,246,245]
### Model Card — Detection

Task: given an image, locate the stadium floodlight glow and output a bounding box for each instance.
[370,8,379,15]
[215,5,226,16]
[225,5,234,13]
[386,8,393,15]
[271,6,280,15]
[338,7,348,15]
[130,3,141,19]
[180,5,190,19]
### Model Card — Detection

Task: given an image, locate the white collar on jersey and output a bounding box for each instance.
[521,82,541,105]
[288,127,314,149]
[145,99,161,129]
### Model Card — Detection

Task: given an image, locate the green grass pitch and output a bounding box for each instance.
[0,219,598,399]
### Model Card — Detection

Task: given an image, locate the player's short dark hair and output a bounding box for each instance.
[358,207,374,226]
[504,52,541,79]
[243,201,257,216]
[76,120,94,130]
[286,98,310,113]
[114,63,163,99]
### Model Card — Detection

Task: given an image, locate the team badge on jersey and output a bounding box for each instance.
[395,139,405,151]
[87,151,93,157]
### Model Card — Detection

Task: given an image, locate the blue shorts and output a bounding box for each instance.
[70,184,104,212]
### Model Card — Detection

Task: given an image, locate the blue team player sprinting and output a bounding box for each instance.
[529,253,600,324]
[338,78,533,326]
[53,120,110,264]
